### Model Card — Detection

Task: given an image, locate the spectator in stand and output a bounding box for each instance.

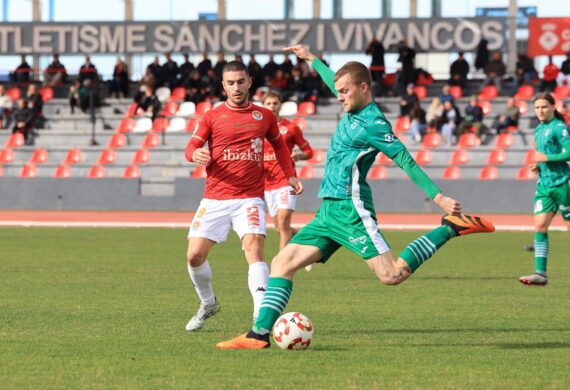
[285,66,304,102]
[0,85,13,128]
[493,97,520,134]
[161,52,178,89]
[44,53,67,86]
[69,80,91,114]
[541,56,559,92]
[474,38,489,73]
[483,51,506,93]
[204,68,223,100]
[366,38,385,97]
[26,84,43,119]
[459,96,487,143]
[397,40,416,94]
[109,57,129,98]
[301,68,322,103]
[69,80,80,114]
[269,68,289,93]
[557,51,570,86]
[234,54,244,63]
[515,53,538,90]
[440,100,462,145]
[79,55,98,86]
[399,83,418,117]
[197,52,212,77]
[213,51,227,82]
[438,84,455,104]
[179,53,195,87]
[184,70,205,104]
[409,102,427,143]
[449,52,469,89]
[12,98,34,145]
[146,56,162,82]
[296,57,310,78]
[280,54,294,78]
[262,52,279,85]
[11,55,32,86]
[248,54,264,94]
[140,67,157,91]
[426,97,444,128]
[135,86,161,121]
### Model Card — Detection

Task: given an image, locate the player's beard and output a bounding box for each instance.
[229,92,248,107]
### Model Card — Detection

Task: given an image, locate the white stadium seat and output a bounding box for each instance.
[133,117,153,133]
[279,101,298,117]
[166,117,187,133]
[155,87,171,103]
[176,101,196,117]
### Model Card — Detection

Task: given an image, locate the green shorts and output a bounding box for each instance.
[290,198,390,262]
[534,181,570,221]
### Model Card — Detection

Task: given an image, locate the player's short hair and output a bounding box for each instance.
[334,61,372,88]
[222,60,249,76]
[262,90,283,103]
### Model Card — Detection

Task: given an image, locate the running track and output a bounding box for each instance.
[0,211,566,231]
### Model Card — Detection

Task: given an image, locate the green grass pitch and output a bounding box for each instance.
[1,227,570,389]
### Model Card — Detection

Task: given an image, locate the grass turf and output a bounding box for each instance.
[1,227,570,389]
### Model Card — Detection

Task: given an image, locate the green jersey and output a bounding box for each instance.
[535,117,570,187]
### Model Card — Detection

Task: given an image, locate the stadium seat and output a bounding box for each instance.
[116,118,135,133]
[449,150,469,165]
[291,117,306,131]
[107,133,127,148]
[487,149,506,165]
[416,72,433,85]
[513,85,535,100]
[195,101,213,115]
[133,117,153,133]
[553,85,570,99]
[155,87,171,103]
[368,165,388,179]
[88,165,106,178]
[414,149,432,165]
[507,126,518,133]
[123,165,141,178]
[383,73,396,86]
[524,150,538,164]
[20,164,37,178]
[166,117,187,132]
[132,149,150,164]
[297,102,316,116]
[306,149,325,164]
[126,102,143,117]
[479,165,498,180]
[279,101,298,117]
[478,85,498,100]
[514,100,528,115]
[394,116,411,132]
[160,102,178,117]
[7,87,21,101]
[191,165,207,178]
[64,148,83,164]
[376,153,392,165]
[449,86,463,99]
[298,166,315,178]
[5,133,25,148]
[54,164,71,178]
[443,166,461,180]
[517,166,536,180]
[39,86,54,102]
[186,117,200,132]
[152,117,169,132]
[176,101,196,117]
[477,100,492,116]
[169,87,186,101]
[495,133,514,148]
[97,149,116,164]
[142,133,160,148]
[0,148,15,163]
[421,133,441,148]
[457,133,478,148]
[29,148,48,164]
[413,86,427,100]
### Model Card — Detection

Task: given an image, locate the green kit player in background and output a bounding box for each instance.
[217,45,495,349]
[520,92,570,286]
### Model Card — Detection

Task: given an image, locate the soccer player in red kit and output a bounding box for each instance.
[184,61,303,331]
[262,91,314,251]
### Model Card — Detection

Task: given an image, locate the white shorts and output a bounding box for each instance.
[264,186,297,217]
[187,197,266,243]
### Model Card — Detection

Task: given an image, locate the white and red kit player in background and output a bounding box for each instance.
[184,61,303,331]
[262,91,314,252]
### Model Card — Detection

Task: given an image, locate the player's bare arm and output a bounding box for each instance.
[192,148,211,165]
[283,44,315,63]
[433,193,461,215]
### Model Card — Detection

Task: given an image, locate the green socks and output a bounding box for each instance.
[252,277,292,335]
[399,226,456,273]
[534,232,548,274]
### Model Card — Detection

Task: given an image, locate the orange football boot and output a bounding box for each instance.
[442,213,495,236]
[216,333,270,349]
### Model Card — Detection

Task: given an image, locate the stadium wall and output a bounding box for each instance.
[0,178,534,213]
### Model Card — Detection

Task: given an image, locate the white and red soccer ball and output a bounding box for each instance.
[272,312,314,350]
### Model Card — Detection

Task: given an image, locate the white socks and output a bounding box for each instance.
[187,261,216,307]
[248,261,269,319]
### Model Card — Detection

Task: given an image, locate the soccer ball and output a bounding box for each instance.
[272,312,314,350]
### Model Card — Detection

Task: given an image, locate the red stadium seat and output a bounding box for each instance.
[479,165,498,180]
[152,117,169,132]
[514,100,528,115]
[291,117,306,131]
[132,149,150,164]
[414,149,432,165]
[88,165,106,178]
[107,133,127,148]
[478,85,498,100]
[368,165,388,179]
[376,153,392,165]
[142,133,160,148]
[20,164,37,177]
[413,86,427,100]
[169,87,186,101]
[29,148,48,164]
[7,87,21,101]
[298,166,315,178]
[123,165,141,178]
[507,126,518,133]
[421,133,441,148]
[383,73,396,86]
[495,133,514,148]
[5,133,25,148]
[524,150,538,164]
[186,117,200,132]
[64,148,83,164]
[297,102,316,116]
[513,85,535,100]
[553,85,570,100]
[443,166,461,180]
[116,118,135,133]
[306,149,325,164]
[0,148,15,163]
[477,100,492,116]
[487,149,506,165]
[97,149,116,164]
[449,150,469,165]
[394,116,411,132]
[449,86,463,99]
[160,102,178,117]
[195,101,213,115]
[191,165,207,178]
[54,164,72,178]
[39,86,54,102]
[457,133,478,148]
[517,166,536,180]
[126,102,144,117]
[416,72,433,86]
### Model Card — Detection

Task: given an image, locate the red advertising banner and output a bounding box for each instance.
[529,17,570,56]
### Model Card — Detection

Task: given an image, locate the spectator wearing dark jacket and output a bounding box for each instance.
[440,100,462,145]
[558,51,570,86]
[399,84,418,117]
[474,38,489,71]
[161,52,178,89]
[262,52,279,84]
[79,55,98,85]
[11,55,32,86]
[12,99,34,145]
[44,53,67,86]
[366,38,385,96]
[397,40,416,94]
[136,87,161,121]
[449,52,469,89]
[197,52,212,77]
[459,96,487,142]
[483,51,506,93]
[179,53,195,87]
[109,58,129,98]
[515,54,537,90]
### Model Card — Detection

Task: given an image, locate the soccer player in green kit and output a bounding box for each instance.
[217,45,495,349]
[520,93,570,286]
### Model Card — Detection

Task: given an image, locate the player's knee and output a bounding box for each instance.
[271,253,297,276]
[187,250,206,267]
